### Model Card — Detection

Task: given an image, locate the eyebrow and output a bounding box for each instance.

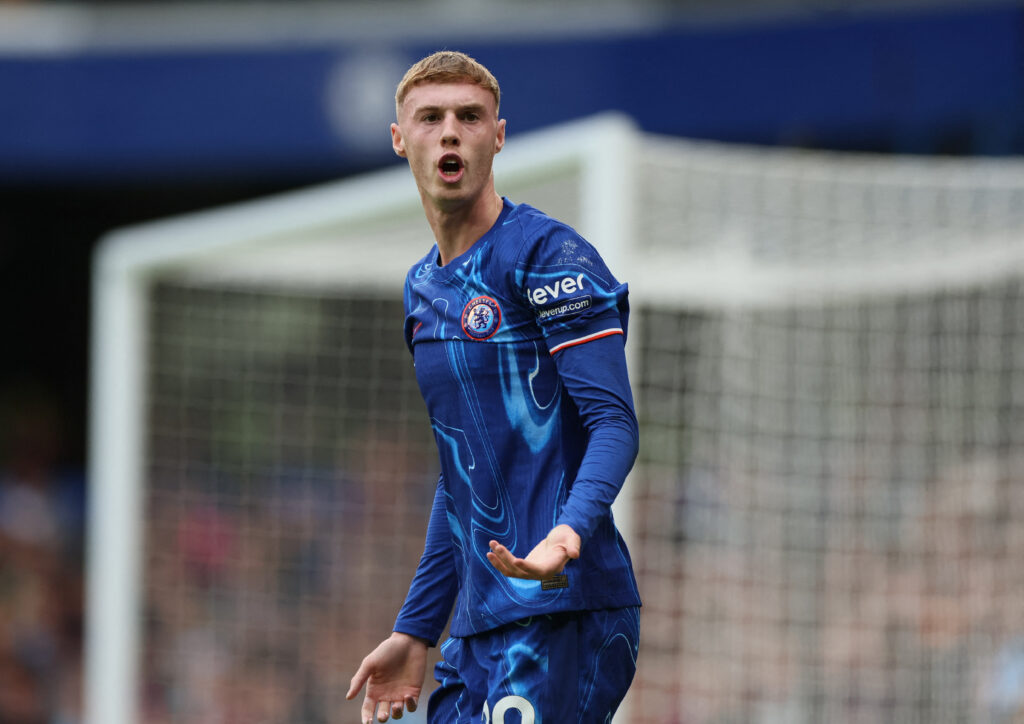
[413,102,488,116]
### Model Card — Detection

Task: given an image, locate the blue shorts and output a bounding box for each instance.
[427,606,640,724]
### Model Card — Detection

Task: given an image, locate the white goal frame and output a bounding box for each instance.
[85,113,641,724]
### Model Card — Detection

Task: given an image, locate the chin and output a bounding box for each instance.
[433,185,471,203]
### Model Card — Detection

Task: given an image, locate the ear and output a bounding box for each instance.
[391,122,407,158]
[494,118,506,154]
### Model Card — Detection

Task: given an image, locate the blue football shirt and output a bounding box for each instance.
[394,198,641,643]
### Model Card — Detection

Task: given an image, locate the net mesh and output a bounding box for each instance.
[142,287,438,722]
[628,139,1024,724]
[129,133,1024,724]
[631,292,1024,724]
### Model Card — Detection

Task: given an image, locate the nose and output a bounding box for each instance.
[440,112,460,147]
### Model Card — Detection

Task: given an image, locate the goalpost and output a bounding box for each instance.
[87,113,1024,724]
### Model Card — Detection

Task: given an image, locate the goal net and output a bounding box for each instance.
[87,114,1024,724]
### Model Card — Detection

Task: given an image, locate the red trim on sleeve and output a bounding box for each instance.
[549,328,624,355]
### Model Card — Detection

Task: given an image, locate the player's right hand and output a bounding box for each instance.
[347,632,428,723]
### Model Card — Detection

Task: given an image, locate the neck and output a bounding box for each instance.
[423,188,504,266]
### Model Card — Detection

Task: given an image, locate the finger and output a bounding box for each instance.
[487,548,526,577]
[546,547,573,571]
[347,662,369,700]
[376,700,391,722]
[486,547,510,572]
[549,526,581,560]
[391,701,404,719]
[486,552,510,576]
[488,550,534,579]
[489,542,528,570]
[519,552,565,579]
[486,543,515,571]
[360,696,378,724]
[406,696,418,713]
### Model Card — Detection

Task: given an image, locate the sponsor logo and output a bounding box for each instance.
[537,295,592,321]
[540,573,569,590]
[461,296,502,340]
[527,274,586,306]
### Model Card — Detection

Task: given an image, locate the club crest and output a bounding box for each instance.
[461,296,502,340]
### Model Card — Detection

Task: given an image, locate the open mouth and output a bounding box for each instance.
[438,154,464,180]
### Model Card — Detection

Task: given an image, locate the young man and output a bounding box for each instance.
[346,51,641,724]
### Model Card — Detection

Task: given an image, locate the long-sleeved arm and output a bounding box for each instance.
[551,330,639,544]
[392,474,458,646]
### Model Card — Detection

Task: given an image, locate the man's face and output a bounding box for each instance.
[391,81,505,210]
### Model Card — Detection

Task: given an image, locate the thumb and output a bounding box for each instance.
[556,525,581,559]
[564,539,581,559]
[346,661,370,700]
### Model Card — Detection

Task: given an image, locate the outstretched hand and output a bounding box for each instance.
[487,524,581,580]
[346,632,428,724]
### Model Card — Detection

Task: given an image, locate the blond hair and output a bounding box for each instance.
[395,50,501,118]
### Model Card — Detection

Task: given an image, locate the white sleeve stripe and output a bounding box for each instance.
[548,327,624,355]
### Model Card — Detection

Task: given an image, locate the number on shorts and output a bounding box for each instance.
[482,695,536,724]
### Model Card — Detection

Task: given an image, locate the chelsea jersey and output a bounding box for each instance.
[394,198,642,642]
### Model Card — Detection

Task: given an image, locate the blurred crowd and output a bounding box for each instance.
[0,383,85,724]
[136,433,436,724]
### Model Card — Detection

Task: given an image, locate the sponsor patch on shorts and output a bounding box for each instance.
[536,295,592,321]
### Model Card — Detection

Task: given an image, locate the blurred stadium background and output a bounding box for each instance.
[2,1,1023,723]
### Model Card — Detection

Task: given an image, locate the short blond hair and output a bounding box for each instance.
[395,50,501,118]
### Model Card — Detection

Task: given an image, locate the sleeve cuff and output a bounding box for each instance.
[393,621,443,648]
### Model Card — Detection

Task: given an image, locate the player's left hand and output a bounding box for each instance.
[487,524,581,580]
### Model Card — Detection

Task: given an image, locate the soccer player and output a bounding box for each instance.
[346,50,641,724]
